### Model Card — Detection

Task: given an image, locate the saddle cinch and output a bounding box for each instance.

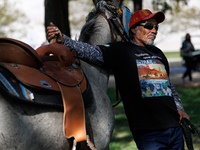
[0,37,93,142]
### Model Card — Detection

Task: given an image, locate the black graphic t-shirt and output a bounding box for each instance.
[99,42,180,132]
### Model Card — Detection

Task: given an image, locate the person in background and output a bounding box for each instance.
[181,33,195,82]
[47,9,189,150]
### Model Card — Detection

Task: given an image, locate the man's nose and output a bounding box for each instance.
[151,28,157,34]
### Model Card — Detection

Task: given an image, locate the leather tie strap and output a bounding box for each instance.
[57,82,86,142]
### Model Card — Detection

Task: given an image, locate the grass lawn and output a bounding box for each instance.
[107,85,200,150]
[163,51,181,59]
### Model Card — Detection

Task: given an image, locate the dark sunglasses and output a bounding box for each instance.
[140,22,159,31]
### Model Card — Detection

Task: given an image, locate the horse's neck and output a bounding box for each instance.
[79,14,112,92]
[80,15,112,45]
[80,60,109,92]
[79,10,126,91]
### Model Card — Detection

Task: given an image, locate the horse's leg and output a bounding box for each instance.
[80,63,115,150]
[86,79,114,150]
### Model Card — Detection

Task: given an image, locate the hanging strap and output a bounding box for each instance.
[57,82,86,142]
[101,13,115,42]
[181,118,200,150]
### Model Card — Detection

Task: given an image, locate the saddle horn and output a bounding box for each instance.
[36,38,74,67]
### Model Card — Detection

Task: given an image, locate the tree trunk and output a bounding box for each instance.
[133,0,142,12]
[44,0,71,38]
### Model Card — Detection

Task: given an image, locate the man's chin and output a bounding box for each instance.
[144,40,154,46]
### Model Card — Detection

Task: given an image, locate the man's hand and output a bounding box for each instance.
[178,110,190,125]
[47,22,63,43]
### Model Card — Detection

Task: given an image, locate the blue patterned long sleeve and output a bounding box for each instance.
[170,83,184,111]
[62,34,104,66]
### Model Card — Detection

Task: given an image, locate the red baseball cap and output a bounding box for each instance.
[129,9,165,28]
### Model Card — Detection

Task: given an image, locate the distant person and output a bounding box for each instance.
[181,33,195,81]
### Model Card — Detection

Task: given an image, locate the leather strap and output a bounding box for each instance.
[57,82,86,142]
[101,13,115,42]
[109,19,129,42]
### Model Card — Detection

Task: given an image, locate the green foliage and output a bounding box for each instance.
[69,0,94,32]
[177,7,200,29]
[0,0,27,37]
[152,0,188,13]
[163,6,200,33]
[108,85,200,149]
[150,0,200,44]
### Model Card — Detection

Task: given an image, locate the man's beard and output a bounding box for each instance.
[144,33,156,45]
[136,29,156,46]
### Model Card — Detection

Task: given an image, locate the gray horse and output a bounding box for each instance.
[0,0,125,149]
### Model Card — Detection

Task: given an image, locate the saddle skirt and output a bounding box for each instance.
[0,38,43,69]
[0,37,91,142]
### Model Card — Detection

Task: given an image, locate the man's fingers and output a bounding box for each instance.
[50,22,55,27]
[47,34,55,41]
[47,29,59,35]
[47,27,56,32]
[47,27,60,38]
[47,22,63,43]
[47,27,60,34]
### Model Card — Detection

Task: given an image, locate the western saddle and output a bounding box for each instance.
[0,37,89,142]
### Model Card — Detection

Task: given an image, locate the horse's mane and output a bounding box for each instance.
[78,1,128,44]
[78,8,104,43]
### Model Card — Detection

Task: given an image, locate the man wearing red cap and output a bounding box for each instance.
[47,9,189,149]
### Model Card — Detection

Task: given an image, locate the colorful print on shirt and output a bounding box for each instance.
[136,59,172,98]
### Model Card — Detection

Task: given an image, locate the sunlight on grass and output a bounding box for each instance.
[163,51,181,58]
[115,132,130,138]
